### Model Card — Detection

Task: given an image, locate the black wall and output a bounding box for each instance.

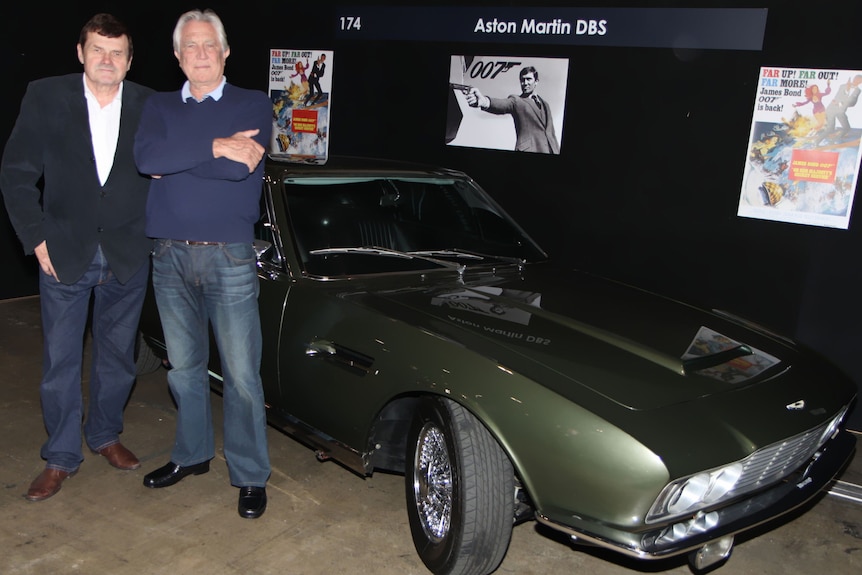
[2,1,860,427]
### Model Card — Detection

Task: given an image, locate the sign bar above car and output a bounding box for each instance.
[334,6,768,51]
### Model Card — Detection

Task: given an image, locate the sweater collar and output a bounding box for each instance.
[181,76,227,103]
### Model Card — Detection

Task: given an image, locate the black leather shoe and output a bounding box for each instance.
[238,486,267,519]
[143,461,210,488]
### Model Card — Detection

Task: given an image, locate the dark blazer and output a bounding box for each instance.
[486,93,560,154]
[0,74,154,284]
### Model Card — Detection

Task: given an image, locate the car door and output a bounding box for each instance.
[251,179,292,405]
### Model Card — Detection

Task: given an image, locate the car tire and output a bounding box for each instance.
[134,331,162,376]
[405,396,514,575]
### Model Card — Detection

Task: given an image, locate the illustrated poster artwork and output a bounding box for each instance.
[446,55,568,155]
[269,49,333,164]
[739,67,862,229]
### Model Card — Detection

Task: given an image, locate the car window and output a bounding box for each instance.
[282,174,547,276]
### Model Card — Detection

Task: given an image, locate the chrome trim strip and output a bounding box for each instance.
[828,480,862,505]
[534,513,694,560]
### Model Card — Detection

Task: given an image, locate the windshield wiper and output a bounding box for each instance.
[411,249,526,267]
[308,246,464,269]
[309,246,414,258]
[407,249,484,260]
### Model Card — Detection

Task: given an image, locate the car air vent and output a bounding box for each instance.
[682,345,753,375]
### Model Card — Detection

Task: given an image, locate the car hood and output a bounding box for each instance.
[353,262,847,412]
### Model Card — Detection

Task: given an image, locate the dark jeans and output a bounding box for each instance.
[38,246,148,471]
[151,239,270,487]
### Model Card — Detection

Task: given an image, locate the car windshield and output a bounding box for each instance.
[282,174,548,276]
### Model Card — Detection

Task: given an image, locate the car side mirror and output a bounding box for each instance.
[253,239,274,260]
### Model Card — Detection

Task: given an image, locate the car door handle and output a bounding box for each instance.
[306,338,377,376]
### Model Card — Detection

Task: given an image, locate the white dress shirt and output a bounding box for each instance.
[83,75,123,186]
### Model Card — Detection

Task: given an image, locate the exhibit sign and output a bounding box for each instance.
[335,6,768,51]
[739,67,862,229]
[446,55,569,155]
[269,49,333,164]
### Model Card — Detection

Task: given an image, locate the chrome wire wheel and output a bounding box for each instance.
[406,397,514,575]
[413,422,453,542]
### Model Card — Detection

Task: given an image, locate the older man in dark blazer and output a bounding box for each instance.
[467,66,560,154]
[0,13,154,501]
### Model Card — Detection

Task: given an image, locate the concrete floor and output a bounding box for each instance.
[1,294,860,575]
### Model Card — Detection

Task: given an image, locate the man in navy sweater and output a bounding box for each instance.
[134,9,272,519]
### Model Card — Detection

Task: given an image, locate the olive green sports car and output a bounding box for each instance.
[138,156,857,575]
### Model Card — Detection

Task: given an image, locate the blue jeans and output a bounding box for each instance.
[39,245,148,472]
[151,239,270,487]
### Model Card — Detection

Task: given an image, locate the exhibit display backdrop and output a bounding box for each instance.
[1,1,860,428]
[318,3,862,430]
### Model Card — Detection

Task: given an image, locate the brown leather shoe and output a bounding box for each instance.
[96,443,141,470]
[26,468,76,501]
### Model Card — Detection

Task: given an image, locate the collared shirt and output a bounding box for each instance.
[181,76,227,103]
[532,94,543,110]
[83,74,123,186]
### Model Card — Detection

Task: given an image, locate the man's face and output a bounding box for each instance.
[520,72,537,96]
[175,20,229,89]
[76,32,131,90]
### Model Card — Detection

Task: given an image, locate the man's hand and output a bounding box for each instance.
[213,129,265,173]
[465,88,489,109]
[34,241,58,281]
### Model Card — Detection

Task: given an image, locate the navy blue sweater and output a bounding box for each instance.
[135,83,272,243]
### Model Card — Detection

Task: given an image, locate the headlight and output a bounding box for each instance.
[648,463,743,523]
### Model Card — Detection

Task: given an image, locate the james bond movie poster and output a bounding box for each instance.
[269,49,333,164]
[446,55,569,155]
[739,66,862,229]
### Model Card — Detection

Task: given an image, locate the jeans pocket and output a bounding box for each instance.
[151,239,171,259]
[221,242,255,266]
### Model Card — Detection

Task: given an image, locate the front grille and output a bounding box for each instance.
[733,407,846,494]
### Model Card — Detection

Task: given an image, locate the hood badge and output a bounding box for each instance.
[786,400,806,411]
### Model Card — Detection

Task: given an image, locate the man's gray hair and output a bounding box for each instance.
[172,9,229,53]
